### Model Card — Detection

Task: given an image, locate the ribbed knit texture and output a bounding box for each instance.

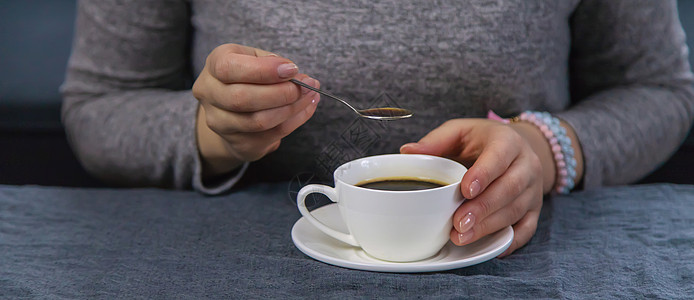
[61,0,694,193]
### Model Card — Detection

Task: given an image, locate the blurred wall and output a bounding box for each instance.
[0,0,76,131]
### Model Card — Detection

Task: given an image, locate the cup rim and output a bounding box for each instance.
[333,154,465,193]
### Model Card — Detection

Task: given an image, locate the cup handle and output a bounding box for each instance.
[297,184,359,247]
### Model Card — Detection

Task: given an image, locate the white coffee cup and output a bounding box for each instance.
[296,154,467,262]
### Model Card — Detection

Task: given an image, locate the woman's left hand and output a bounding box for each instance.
[400,118,558,257]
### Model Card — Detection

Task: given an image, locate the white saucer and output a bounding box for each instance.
[291,203,514,273]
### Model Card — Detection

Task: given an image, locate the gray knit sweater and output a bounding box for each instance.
[62,0,694,194]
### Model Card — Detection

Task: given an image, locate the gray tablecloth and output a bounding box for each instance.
[1,182,693,299]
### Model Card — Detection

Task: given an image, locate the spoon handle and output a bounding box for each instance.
[289,79,360,114]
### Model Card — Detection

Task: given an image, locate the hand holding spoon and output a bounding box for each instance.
[290,79,413,120]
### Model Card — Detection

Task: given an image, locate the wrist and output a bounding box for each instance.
[509,121,557,194]
[196,105,243,178]
[558,119,584,189]
[489,110,585,194]
[507,113,585,194]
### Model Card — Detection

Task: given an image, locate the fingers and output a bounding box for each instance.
[199,73,321,161]
[206,44,299,84]
[400,119,473,159]
[400,119,521,199]
[498,209,540,257]
[450,150,543,255]
[202,75,316,112]
[453,150,537,229]
[401,119,544,257]
[193,43,323,164]
[448,205,540,258]
[460,131,521,199]
[220,95,320,161]
[450,185,539,245]
[202,85,319,135]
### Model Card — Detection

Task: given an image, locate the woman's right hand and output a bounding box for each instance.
[192,44,321,178]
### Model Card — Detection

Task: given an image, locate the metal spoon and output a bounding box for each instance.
[290,79,413,120]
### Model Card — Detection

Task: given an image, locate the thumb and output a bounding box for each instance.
[400,119,474,158]
[399,142,439,155]
[208,44,299,84]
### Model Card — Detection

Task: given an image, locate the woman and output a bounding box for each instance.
[62,0,694,256]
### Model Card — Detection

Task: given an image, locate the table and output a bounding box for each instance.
[1,182,693,298]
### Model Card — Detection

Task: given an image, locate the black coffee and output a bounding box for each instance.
[356,177,447,191]
[358,107,412,118]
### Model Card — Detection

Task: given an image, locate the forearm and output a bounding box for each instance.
[61,0,239,191]
[556,86,694,188]
[561,0,694,187]
[62,89,199,188]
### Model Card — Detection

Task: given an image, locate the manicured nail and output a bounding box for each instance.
[457,230,474,245]
[469,179,481,198]
[301,77,316,94]
[399,143,418,153]
[277,63,298,78]
[498,249,511,258]
[458,212,475,233]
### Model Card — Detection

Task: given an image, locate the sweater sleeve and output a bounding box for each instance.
[61,0,243,194]
[555,0,694,189]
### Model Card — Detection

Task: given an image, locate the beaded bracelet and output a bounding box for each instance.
[487,110,577,194]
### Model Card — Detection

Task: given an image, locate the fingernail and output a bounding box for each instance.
[399,143,418,153]
[469,179,481,198]
[498,250,511,258]
[277,63,298,78]
[458,212,475,233]
[457,230,474,245]
[301,77,316,94]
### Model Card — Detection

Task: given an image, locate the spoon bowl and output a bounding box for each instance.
[290,79,413,120]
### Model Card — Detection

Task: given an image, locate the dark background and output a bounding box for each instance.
[1,1,692,187]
